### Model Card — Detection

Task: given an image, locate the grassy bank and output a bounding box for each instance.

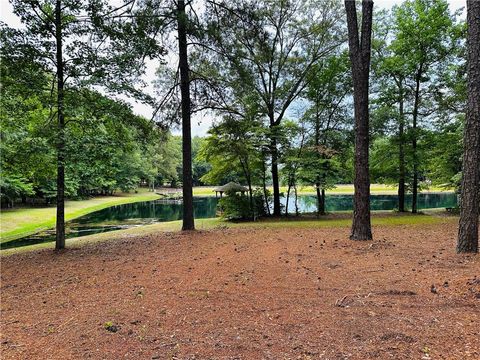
[0,189,160,243]
[1,211,456,255]
[192,184,453,196]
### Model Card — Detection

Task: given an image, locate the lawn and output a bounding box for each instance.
[0,189,160,243]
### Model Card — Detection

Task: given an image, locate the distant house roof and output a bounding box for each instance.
[213,182,248,193]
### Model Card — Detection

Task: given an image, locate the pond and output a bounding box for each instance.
[2,192,456,250]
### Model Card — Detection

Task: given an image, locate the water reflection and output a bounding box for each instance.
[283,193,457,213]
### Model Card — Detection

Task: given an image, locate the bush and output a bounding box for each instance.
[218,192,251,220]
[253,188,270,217]
[218,188,269,220]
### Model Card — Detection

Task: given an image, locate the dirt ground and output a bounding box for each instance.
[1,220,479,359]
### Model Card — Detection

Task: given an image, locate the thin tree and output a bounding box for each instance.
[177,0,195,230]
[390,0,458,213]
[457,0,480,253]
[301,53,351,216]
[197,0,344,216]
[345,0,373,240]
[54,0,66,249]
[10,0,165,249]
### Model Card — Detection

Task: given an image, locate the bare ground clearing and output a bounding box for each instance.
[1,220,479,359]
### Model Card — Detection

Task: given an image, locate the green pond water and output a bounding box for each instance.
[1,193,456,249]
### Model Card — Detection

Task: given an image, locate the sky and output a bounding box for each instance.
[0,0,467,136]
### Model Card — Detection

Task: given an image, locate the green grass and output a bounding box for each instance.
[1,212,455,256]
[192,184,453,196]
[0,189,160,243]
[192,187,217,196]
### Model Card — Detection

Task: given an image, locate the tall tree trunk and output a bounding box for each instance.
[411,68,422,214]
[294,183,299,216]
[285,183,291,216]
[321,188,326,214]
[316,183,326,216]
[314,106,326,216]
[177,0,194,230]
[270,125,281,216]
[345,0,373,240]
[241,160,254,219]
[55,0,65,250]
[457,0,480,253]
[248,185,254,219]
[260,156,270,216]
[316,183,322,216]
[398,82,406,212]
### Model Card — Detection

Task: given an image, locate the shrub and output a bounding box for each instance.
[218,188,269,220]
[218,192,251,220]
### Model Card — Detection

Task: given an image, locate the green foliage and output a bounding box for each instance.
[199,116,267,187]
[370,137,401,185]
[192,137,211,186]
[218,189,268,221]
[424,121,463,189]
[7,0,165,100]
[218,193,252,220]
[1,0,466,218]
[0,47,175,204]
[370,0,464,197]
[297,52,353,194]
[0,174,34,206]
[1,0,168,212]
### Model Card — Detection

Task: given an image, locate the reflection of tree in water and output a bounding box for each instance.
[272,193,455,212]
[295,193,456,212]
[295,196,318,212]
[73,194,457,225]
[193,198,218,219]
[403,193,457,211]
[76,198,219,225]
[325,195,353,211]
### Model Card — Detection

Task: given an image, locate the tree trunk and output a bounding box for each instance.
[285,183,291,216]
[316,183,322,216]
[314,105,326,216]
[270,128,281,216]
[294,183,299,216]
[248,185,254,219]
[398,82,406,212]
[345,0,373,240]
[245,168,254,219]
[457,0,480,253]
[411,68,422,214]
[316,183,326,216]
[55,0,65,250]
[177,0,194,230]
[321,188,326,215]
[261,157,271,216]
